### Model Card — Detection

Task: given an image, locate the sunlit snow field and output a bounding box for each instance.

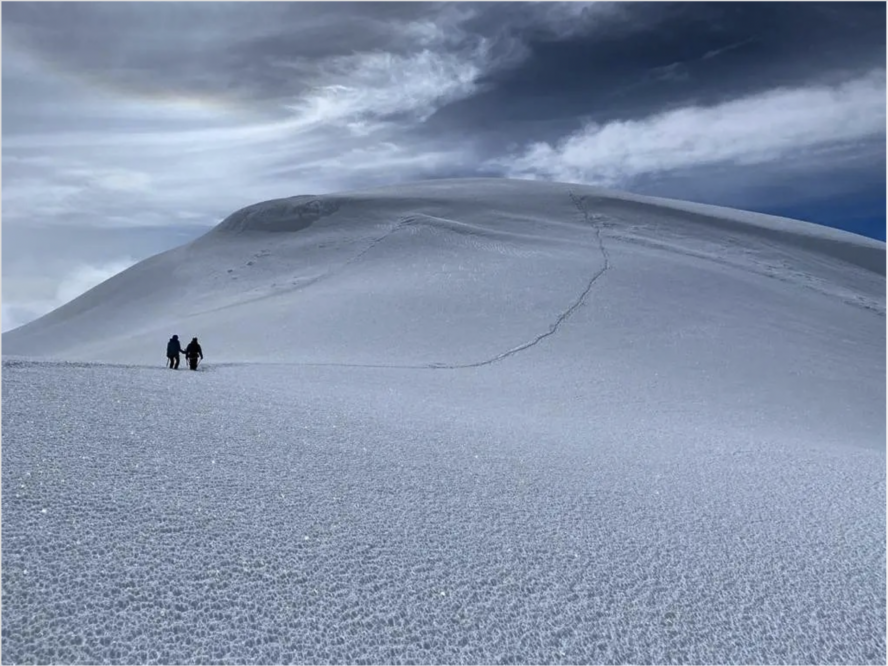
[3,179,885,664]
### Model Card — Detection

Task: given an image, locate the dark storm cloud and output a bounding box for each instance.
[2,2,629,113]
[2,2,885,331]
[426,2,886,143]
[3,4,466,108]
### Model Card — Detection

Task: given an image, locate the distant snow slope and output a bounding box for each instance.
[3,179,885,664]
[4,178,884,366]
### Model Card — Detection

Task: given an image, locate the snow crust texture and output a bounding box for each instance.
[2,179,885,664]
[3,361,885,665]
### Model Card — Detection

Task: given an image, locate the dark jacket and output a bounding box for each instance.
[166,336,183,356]
[185,340,203,359]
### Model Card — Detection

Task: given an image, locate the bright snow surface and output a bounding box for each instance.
[2,178,885,664]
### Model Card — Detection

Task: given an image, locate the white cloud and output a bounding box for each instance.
[285,46,486,131]
[398,5,480,49]
[2,259,137,333]
[55,259,137,305]
[495,70,887,187]
[2,39,490,207]
[1,180,87,221]
[2,301,56,334]
[2,40,492,229]
[92,169,153,193]
[528,2,629,40]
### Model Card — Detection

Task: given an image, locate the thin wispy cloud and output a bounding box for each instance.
[286,47,487,128]
[702,37,758,61]
[496,70,886,187]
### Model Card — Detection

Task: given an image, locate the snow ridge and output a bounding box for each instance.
[3,178,882,365]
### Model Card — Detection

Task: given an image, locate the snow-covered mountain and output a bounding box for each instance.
[3,179,885,664]
[5,178,884,365]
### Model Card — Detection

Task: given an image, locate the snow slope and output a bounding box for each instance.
[4,178,883,365]
[2,178,885,664]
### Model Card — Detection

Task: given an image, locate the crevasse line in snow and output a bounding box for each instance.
[209,192,614,372]
[424,191,612,369]
[294,192,612,371]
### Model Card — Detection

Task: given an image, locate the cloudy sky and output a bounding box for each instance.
[3,2,886,332]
